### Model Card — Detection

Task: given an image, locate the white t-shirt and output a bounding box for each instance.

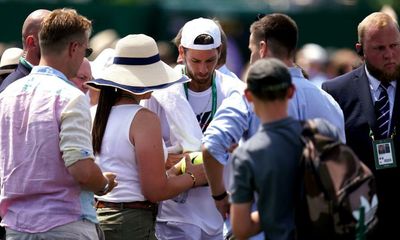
[152,65,245,235]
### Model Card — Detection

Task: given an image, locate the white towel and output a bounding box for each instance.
[143,83,203,153]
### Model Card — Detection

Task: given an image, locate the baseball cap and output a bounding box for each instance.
[247,58,292,92]
[181,18,221,50]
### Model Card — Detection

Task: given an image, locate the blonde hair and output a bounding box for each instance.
[357,12,399,44]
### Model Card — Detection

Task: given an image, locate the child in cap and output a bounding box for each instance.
[229,58,338,239]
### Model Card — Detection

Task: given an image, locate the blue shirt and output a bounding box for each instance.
[202,66,345,165]
[288,67,345,142]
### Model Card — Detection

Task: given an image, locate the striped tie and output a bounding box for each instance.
[375,83,390,139]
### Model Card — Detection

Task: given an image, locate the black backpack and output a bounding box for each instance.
[296,119,378,240]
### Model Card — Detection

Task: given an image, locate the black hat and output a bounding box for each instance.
[246,58,292,92]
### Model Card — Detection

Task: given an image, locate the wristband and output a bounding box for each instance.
[212,191,228,201]
[186,171,196,187]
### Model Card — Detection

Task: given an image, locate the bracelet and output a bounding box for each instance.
[186,171,196,188]
[212,191,228,201]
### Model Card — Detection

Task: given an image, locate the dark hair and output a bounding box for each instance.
[246,58,292,101]
[250,13,298,58]
[193,34,215,45]
[92,87,119,154]
[182,34,221,54]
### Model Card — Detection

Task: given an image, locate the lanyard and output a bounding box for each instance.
[369,126,397,141]
[20,57,33,71]
[183,68,217,119]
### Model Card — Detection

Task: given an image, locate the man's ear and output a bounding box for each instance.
[259,40,267,58]
[287,84,296,99]
[178,45,185,59]
[244,88,254,103]
[25,35,36,49]
[355,42,363,57]
[69,41,79,57]
[177,54,183,64]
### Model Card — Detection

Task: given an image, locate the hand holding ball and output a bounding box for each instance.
[180,152,203,173]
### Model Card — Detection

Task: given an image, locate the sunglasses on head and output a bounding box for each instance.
[255,13,266,21]
[85,48,93,58]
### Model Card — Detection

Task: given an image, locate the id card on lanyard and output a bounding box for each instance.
[371,127,397,170]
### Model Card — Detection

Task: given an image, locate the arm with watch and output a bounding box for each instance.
[68,158,118,195]
[95,172,118,196]
[202,146,230,220]
[201,92,256,219]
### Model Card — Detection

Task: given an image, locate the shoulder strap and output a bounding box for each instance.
[301,119,319,138]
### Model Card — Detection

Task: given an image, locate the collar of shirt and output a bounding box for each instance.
[365,65,397,95]
[31,66,75,87]
[288,67,304,79]
[365,65,397,124]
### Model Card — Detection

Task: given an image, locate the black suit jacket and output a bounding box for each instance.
[0,62,31,93]
[322,65,400,238]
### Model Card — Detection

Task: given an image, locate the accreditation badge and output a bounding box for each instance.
[373,138,397,170]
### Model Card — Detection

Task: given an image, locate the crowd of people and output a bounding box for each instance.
[0,6,399,240]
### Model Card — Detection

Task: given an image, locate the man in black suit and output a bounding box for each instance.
[322,12,400,238]
[0,9,50,93]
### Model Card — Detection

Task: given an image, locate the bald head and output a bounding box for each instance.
[70,58,92,93]
[357,12,399,44]
[20,9,50,65]
[22,9,51,49]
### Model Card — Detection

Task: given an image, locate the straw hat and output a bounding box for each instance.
[87,34,188,94]
[90,48,115,79]
[0,47,23,75]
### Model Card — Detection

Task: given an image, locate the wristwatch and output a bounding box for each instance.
[212,191,228,201]
[98,179,110,195]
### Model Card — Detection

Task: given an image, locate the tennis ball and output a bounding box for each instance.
[180,152,203,173]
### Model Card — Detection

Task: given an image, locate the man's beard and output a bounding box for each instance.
[185,64,213,85]
[366,61,400,83]
[192,74,212,85]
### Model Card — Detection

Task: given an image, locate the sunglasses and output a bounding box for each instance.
[85,48,93,58]
[255,13,266,21]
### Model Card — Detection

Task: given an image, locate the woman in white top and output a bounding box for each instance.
[87,34,207,240]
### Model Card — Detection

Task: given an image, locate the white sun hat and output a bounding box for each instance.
[0,47,23,75]
[181,17,221,50]
[87,34,188,94]
[90,48,115,79]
